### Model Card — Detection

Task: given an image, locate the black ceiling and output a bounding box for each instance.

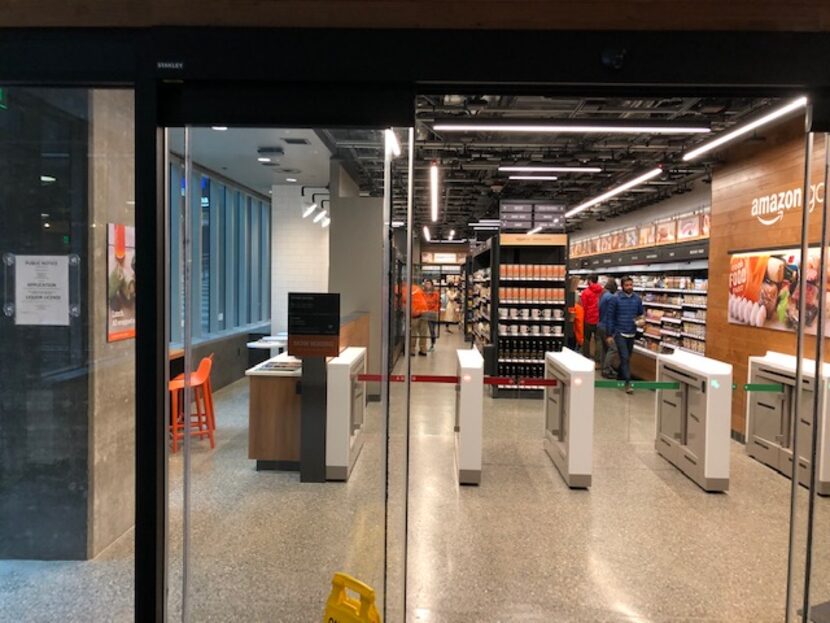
[326,93,780,238]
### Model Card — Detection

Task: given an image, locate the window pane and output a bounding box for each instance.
[200,175,210,335]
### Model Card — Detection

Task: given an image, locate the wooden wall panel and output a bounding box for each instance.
[4,1,830,30]
[708,117,828,436]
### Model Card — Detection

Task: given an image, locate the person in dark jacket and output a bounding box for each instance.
[579,274,604,363]
[597,277,618,373]
[605,276,644,393]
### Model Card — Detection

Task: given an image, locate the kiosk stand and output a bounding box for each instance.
[746,351,830,495]
[544,348,594,489]
[326,347,367,481]
[655,350,732,492]
[455,347,483,485]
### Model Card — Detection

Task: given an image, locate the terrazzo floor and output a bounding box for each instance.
[2,331,830,622]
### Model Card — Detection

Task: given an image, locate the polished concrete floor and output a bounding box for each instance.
[2,331,830,622]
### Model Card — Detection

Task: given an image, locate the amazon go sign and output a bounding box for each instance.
[751,182,825,226]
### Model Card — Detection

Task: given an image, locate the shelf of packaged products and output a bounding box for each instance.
[660,329,681,338]
[497,317,565,323]
[478,313,491,322]
[661,317,682,324]
[645,318,662,325]
[473,279,490,284]
[635,287,708,294]
[681,316,706,324]
[500,299,567,305]
[642,333,661,340]
[499,358,546,364]
[473,330,490,344]
[683,303,707,309]
[643,301,682,310]
[682,332,706,341]
[499,333,565,339]
[663,343,705,355]
[499,278,567,283]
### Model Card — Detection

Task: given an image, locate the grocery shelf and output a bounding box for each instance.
[636,287,708,294]
[682,317,706,324]
[645,318,662,325]
[497,317,562,322]
[682,332,706,341]
[499,277,566,282]
[500,333,564,339]
[660,329,681,337]
[643,301,683,310]
[500,299,566,305]
[499,358,545,364]
[683,303,707,309]
[661,317,682,324]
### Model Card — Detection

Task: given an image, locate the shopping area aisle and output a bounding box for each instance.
[405,331,824,623]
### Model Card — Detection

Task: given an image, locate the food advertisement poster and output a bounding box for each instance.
[728,248,829,334]
[638,224,656,247]
[677,214,701,240]
[655,220,677,245]
[107,223,136,342]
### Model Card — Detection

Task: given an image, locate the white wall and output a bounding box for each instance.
[572,181,711,241]
[270,184,330,334]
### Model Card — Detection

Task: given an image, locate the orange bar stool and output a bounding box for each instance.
[169,355,216,452]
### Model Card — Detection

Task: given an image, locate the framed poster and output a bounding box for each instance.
[728,248,830,335]
[677,214,701,240]
[655,220,676,245]
[638,224,655,247]
[107,223,136,342]
[624,227,638,248]
[701,212,711,237]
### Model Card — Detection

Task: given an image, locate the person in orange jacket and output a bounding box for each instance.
[423,279,441,351]
[567,276,584,350]
[408,282,430,356]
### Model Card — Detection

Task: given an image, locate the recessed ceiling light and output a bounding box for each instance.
[43,222,51,228]
[257,157,271,163]
[321,217,331,228]
[434,121,710,135]
[565,167,663,218]
[509,175,558,181]
[303,204,317,218]
[286,178,297,183]
[683,96,808,161]
[313,210,327,223]
[499,166,602,173]
[40,175,56,184]
[211,126,228,131]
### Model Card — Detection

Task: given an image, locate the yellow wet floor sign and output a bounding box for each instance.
[323,572,381,623]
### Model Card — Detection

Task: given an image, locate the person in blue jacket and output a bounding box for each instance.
[604,276,644,394]
[596,277,618,371]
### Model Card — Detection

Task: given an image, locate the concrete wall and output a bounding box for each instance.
[270,185,330,335]
[87,90,136,558]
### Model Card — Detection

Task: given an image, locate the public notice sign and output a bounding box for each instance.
[288,292,340,357]
[15,255,70,326]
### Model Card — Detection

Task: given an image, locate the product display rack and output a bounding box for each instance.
[469,243,493,352]
[571,239,708,380]
[492,234,569,397]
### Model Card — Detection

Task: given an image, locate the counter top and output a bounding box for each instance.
[546,347,594,373]
[749,350,830,379]
[456,346,483,369]
[245,352,302,377]
[658,348,732,377]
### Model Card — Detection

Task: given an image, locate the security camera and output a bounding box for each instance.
[601,47,627,71]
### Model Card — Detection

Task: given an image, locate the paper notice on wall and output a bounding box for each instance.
[14,255,70,326]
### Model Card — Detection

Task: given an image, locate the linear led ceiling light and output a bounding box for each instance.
[527,226,544,236]
[683,96,808,161]
[302,204,317,218]
[499,165,603,173]
[433,120,711,135]
[385,129,401,157]
[430,162,439,222]
[321,217,331,228]
[509,175,558,181]
[313,210,327,223]
[423,226,431,241]
[565,167,663,219]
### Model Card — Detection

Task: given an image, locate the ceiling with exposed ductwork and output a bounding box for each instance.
[323,94,782,239]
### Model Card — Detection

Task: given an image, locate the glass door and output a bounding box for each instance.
[162,124,413,621]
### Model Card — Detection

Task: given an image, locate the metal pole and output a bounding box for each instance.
[785,108,812,623]
[801,131,830,622]
[181,126,193,623]
[403,127,415,619]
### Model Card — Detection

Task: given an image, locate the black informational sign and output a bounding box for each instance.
[288,292,340,357]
